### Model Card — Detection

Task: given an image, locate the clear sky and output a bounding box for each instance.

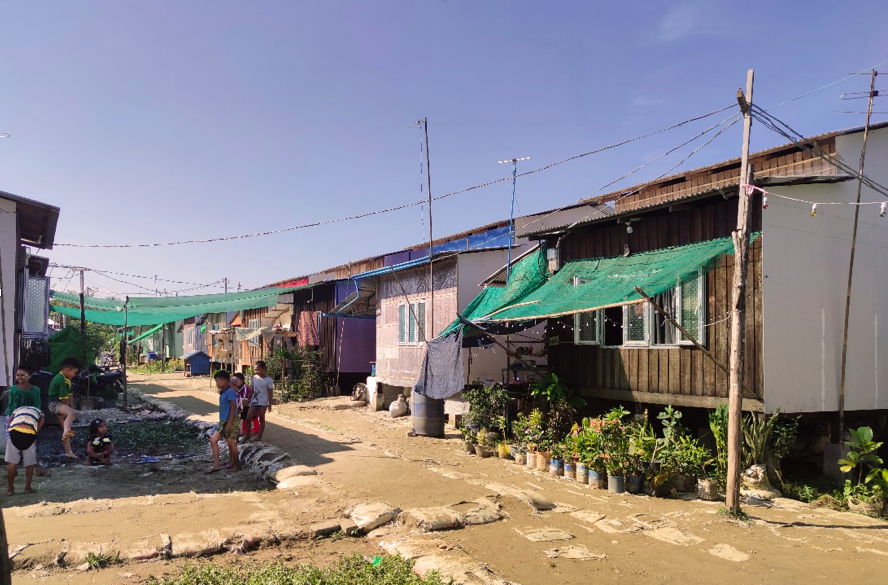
[1,1,886,296]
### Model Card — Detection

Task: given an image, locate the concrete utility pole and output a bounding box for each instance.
[726,69,754,514]
[838,69,878,441]
[224,277,228,294]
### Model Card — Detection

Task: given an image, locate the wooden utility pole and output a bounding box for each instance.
[423,118,434,338]
[78,268,86,341]
[123,297,129,409]
[838,70,878,440]
[726,69,755,514]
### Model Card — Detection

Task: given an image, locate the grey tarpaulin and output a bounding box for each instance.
[414,329,464,400]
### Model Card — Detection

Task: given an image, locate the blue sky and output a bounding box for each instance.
[1,1,886,295]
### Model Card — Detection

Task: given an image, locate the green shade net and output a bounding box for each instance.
[50,284,310,315]
[49,284,314,326]
[481,234,757,322]
[128,324,164,344]
[48,326,94,374]
[439,244,549,338]
[50,304,196,326]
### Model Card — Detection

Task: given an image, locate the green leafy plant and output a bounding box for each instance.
[86,550,120,570]
[147,553,452,585]
[839,426,884,485]
[709,404,729,486]
[530,372,586,409]
[462,381,509,434]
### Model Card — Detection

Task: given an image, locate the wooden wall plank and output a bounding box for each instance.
[680,348,691,395]
[648,350,659,394]
[668,349,681,394]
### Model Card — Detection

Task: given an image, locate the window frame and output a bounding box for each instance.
[613,268,706,349]
[398,300,427,346]
[676,268,706,347]
[574,311,601,346]
[248,318,260,346]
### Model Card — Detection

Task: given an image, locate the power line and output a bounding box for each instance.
[54,104,737,249]
[763,58,888,111]
[750,105,888,198]
[49,263,219,287]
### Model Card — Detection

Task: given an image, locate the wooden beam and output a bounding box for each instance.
[576,386,764,412]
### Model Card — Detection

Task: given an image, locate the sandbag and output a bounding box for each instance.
[389,395,408,418]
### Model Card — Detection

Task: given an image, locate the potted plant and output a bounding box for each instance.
[671,435,709,493]
[696,468,720,501]
[512,444,526,465]
[475,429,494,458]
[460,427,478,454]
[625,452,645,494]
[602,407,630,494]
[497,440,511,459]
[101,384,119,409]
[549,442,565,477]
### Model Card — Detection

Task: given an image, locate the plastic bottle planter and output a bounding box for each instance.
[536,451,552,472]
[514,451,526,466]
[588,470,607,489]
[497,443,511,459]
[465,441,476,454]
[549,458,564,476]
[627,475,644,494]
[525,452,536,469]
[564,462,576,480]
[607,475,626,494]
[576,463,589,484]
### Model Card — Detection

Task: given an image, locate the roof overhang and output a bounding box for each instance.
[329,286,377,318]
[0,190,60,249]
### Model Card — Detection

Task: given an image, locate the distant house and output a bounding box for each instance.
[0,191,60,385]
[359,221,530,405]
[487,122,888,419]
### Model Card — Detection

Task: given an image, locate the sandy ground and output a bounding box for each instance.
[5,372,888,584]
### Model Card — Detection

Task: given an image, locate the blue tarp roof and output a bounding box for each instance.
[352,226,512,280]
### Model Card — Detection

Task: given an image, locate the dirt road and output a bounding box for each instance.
[7,373,888,584]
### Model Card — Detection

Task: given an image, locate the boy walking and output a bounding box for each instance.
[6,405,45,495]
[244,360,273,442]
[48,357,80,458]
[208,370,240,473]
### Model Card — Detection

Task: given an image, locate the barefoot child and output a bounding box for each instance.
[6,406,44,495]
[244,361,273,442]
[208,370,240,473]
[85,419,115,466]
[48,357,80,458]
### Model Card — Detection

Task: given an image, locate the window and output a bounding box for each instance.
[624,302,649,346]
[574,311,600,345]
[248,318,260,346]
[398,301,426,345]
[609,269,706,348]
[186,327,194,347]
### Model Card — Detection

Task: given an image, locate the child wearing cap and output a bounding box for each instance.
[6,405,45,495]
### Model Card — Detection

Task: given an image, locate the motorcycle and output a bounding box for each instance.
[72,365,125,403]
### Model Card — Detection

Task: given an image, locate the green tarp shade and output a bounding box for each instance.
[128,324,164,344]
[50,304,196,327]
[439,244,549,338]
[50,284,311,316]
[48,326,94,374]
[477,234,758,323]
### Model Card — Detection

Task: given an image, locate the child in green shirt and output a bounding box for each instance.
[48,357,80,459]
[5,366,42,416]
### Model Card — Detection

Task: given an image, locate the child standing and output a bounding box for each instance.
[85,419,115,466]
[231,373,253,437]
[208,370,240,473]
[244,361,273,442]
[48,357,80,458]
[6,405,44,495]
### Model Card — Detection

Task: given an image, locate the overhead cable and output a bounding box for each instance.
[54,104,737,249]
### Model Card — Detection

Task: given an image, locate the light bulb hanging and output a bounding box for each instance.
[881,202,886,218]
[762,195,768,210]
[811,203,817,217]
